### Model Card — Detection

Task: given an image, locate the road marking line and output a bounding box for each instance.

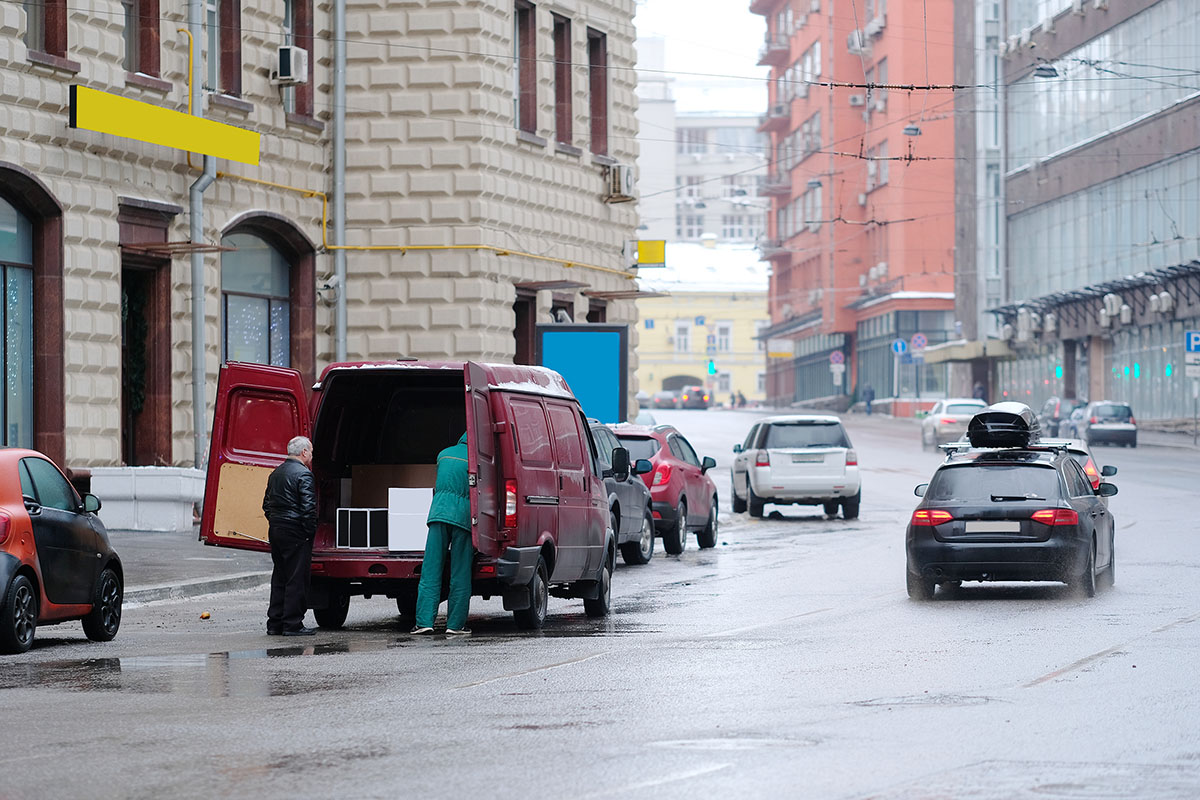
[453,651,610,689]
[581,764,732,798]
[702,608,832,638]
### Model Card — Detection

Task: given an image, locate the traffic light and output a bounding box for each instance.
[707,360,716,375]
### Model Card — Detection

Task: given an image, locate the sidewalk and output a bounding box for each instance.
[111,525,272,605]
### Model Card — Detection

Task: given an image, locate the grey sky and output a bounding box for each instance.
[634,0,767,114]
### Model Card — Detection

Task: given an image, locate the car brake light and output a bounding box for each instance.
[1128,415,1136,425]
[652,462,672,486]
[1083,458,1100,490]
[911,509,953,526]
[845,449,858,466]
[755,450,770,467]
[703,393,709,401]
[939,417,956,425]
[1032,508,1079,526]
[1090,416,1098,424]
[504,480,518,527]
[0,509,9,544]
[682,393,689,401]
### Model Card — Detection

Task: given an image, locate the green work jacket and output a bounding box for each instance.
[427,432,471,531]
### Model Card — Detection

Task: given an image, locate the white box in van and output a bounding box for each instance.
[388,487,432,552]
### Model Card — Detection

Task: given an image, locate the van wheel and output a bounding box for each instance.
[842,491,861,520]
[620,509,655,565]
[395,586,418,620]
[731,472,747,513]
[697,499,718,549]
[583,551,613,618]
[315,592,351,629]
[663,500,687,555]
[823,501,839,516]
[513,556,549,630]
[906,570,935,601]
[748,488,765,518]
[0,574,37,654]
[82,567,122,642]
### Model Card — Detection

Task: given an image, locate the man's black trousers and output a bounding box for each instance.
[268,523,313,632]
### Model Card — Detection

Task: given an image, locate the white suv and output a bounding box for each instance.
[731,415,861,519]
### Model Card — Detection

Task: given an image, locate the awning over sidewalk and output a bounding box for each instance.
[920,338,1015,364]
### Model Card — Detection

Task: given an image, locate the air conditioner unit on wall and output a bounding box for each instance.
[271,45,309,86]
[605,164,636,203]
[849,94,866,107]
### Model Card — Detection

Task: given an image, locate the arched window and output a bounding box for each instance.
[221,231,291,367]
[0,195,35,448]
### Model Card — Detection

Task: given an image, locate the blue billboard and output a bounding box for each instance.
[537,324,629,423]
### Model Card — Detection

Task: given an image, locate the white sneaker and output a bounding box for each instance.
[445,628,472,636]
[410,626,434,635]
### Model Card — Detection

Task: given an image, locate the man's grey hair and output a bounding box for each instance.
[287,436,313,457]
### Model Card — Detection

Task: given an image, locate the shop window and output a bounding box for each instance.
[0,197,33,448]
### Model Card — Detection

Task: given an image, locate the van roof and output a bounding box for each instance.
[315,360,576,400]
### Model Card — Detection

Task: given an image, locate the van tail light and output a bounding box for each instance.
[651,462,672,486]
[911,509,953,526]
[754,450,770,467]
[845,449,858,466]
[1031,508,1079,526]
[0,509,9,544]
[1128,415,1136,425]
[1090,416,1098,424]
[504,480,518,527]
[1083,458,1100,490]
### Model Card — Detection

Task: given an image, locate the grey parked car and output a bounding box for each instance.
[1069,401,1137,447]
[590,421,656,565]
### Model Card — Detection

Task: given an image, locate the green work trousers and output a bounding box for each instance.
[415,522,473,630]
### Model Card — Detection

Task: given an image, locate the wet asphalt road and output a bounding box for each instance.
[4,409,1200,799]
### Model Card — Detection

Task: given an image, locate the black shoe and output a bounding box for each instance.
[282,626,317,636]
[267,628,284,636]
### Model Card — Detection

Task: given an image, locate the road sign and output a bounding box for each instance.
[830,363,846,374]
[900,353,914,365]
[1186,330,1200,366]
[767,338,792,359]
[911,332,927,350]
[1187,365,1200,378]
[829,350,845,365]
[891,338,907,355]
[695,316,706,326]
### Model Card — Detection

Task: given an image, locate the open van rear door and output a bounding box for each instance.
[465,362,498,556]
[200,362,310,552]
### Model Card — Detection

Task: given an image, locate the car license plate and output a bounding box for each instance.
[791,454,824,463]
[964,520,1021,533]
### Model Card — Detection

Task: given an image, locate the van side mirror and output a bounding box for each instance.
[701,456,717,473]
[632,459,653,476]
[608,447,630,481]
[1100,465,1117,477]
[83,493,102,514]
[1097,482,1118,497]
[914,483,928,497]
[733,444,743,453]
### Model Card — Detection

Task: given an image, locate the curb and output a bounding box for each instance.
[125,571,271,605]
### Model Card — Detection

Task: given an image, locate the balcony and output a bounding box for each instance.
[750,0,781,15]
[758,237,790,260]
[762,172,792,196]
[757,35,791,67]
[758,102,791,133]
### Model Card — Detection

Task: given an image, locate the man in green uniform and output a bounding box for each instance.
[412,432,474,636]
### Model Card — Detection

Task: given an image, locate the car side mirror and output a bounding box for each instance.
[701,456,717,473]
[632,458,653,476]
[83,493,102,514]
[609,447,630,482]
[1100,465,1117,477]
[733,444,743,453]
[914,483,928,497]
[23,494,41,514]
[1097,482,1118,497]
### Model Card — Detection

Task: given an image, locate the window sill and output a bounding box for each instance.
[555,142,583,158]
[591,153,617,167]
[125,72,172,93]
[516,129,547,148]
[286,112,325,134]
[27,50,81,74]
[209,93,253,115]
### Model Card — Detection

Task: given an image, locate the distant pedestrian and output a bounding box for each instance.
[862,384,876,416]
[413,432,474,636]
[736,390,747,408]
[263,435,318,636]
[973,382,988,403]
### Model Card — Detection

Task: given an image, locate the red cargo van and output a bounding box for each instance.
[199,360,615,630]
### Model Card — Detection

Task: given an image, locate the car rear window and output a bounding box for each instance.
[926,464,1061,503]
[763,421,850,449]
[615,435,661,461]
[1095,404,1132,420]
[946,403,984,415]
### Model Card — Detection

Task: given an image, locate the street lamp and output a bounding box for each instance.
[903,124,922,136]
[1033,63,1059,78]
[806,179,822,189]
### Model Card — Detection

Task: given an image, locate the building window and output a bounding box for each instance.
[206,0,241,95]
[24,0,67,56]
[122,0,161,75]
[221,232,291,367]
[722,215,744,239]
[674,321,691,354]
[0,197,34,448]
[553,15,572,145]
[757,371,766,393]
[587,28,608,155]
[515,1,537,133]
[717,372,731,393]
[755,320,768,351]
[717,322,732,352]
[677,128,707,154]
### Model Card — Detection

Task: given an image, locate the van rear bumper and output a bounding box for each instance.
[496,545,541,586]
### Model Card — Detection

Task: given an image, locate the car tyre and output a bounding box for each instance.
[906,570,935,601]
[0,574,37,654]
[1100,545,1116,590]
[620,508,655,565]
[731,472,747,513]
[842,491,861,520]
[748,487,765,519]
[1073,540,1097,598]
[314,591,351,630]
[823,501,839,516]
[583,551,613,618]
[697,499,718,549]
[82,567,123,642]
[513,556,549,630]
[663,500,687,555]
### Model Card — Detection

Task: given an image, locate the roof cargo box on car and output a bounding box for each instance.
[967,402,1041,448]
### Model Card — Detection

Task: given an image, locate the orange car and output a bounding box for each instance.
[0,448,123,653]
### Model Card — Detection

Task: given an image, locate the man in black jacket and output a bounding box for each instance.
[263,435,318,636]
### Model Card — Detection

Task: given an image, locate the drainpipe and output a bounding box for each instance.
[333,0,347,360]
[189,0,216,468]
